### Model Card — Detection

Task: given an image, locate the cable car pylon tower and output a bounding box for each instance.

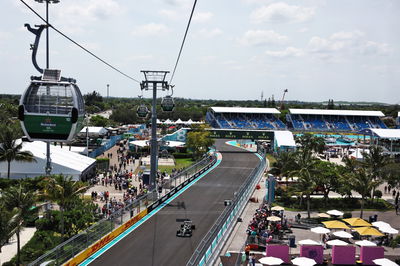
[140,70,170,190]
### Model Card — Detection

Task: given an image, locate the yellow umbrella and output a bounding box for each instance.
[342,218,372,227]
[322,220,350,229]
[354,227,384,236]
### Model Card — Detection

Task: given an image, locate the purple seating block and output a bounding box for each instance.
[300,245,324,264]
[360,246,384,265]
[332,245,356,265]
[265,244,290,263]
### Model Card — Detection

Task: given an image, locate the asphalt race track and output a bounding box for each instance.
[89,140,260,266]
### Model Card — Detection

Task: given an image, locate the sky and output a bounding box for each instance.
[0,0,399,104]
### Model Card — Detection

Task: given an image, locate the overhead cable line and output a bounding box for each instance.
[169,0,198,84]
[19,0,141,83]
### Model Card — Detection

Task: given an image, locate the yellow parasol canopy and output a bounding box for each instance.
[354,227,384,236]
[342,218,372,227]
[322,220,350,229]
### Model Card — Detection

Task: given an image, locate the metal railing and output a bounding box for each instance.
[29,153,217,266]
[187,150,267,266]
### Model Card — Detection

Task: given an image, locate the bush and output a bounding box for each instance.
[373,190,383,199]
[3,230,62,266]
[343,212,352,219]
[172,152,193,159]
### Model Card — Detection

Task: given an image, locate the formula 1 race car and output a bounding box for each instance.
[176,220,196,237]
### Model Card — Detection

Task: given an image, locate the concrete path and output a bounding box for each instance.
[0,227,36,264]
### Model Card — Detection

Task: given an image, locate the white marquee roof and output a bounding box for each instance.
[364,128,400,139]
[0,140,96,180]
[79,126,108,135]
[274,131,296,147]
[210,107,280,114]
[289,109,384,117]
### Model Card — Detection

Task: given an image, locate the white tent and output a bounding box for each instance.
[274,131,296,150]
[0,140,96,180]
[78,126,108,137]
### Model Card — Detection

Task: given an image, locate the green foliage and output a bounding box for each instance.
[186,125,214,159]
[343,212,352,219]
[96,158,110,171]
[3,230,62,266]
[172,152,193,159]
[90,115,109,127]
[373,189,382,199]
[110,106,138,124]
[0,124,36,178]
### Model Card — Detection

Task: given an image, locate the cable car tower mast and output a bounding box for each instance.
[140,71,170,190]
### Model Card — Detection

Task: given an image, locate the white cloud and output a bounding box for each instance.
[57,0,121,22]
[250,2,316,24]
[307,30,392,59]
[193,12,214,23]
[198,55,216,64]
[131,23,170,36]
[361,41,392,56]
[126,54,154,61]
[194,28,222,39]
[238,30,288,46]
[265,47,304,57]
[164,0,191,8]
[159,9,178,20]
[298,27,309,33]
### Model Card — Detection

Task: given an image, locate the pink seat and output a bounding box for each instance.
[265,244,290,263]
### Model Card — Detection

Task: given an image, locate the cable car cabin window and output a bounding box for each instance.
[24,83,74,115]
[74,84,85,113]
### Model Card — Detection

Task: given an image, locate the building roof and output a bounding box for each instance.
[360,128,400,139]
[210,107,280,114]
[289,108,384,117]
[0,140,96,179]
[79,127,108,135]
[274,131,296,147]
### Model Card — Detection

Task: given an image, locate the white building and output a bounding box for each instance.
[0,140,96,180]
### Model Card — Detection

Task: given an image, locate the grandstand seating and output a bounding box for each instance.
[288,114,386,132]
[206,112,286,130]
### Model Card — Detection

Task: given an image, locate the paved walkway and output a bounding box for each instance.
[0,227,36,264]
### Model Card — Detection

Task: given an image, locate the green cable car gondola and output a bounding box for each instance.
[137,104,150,119]
[18,71,85,142]
[161,95,175,112]
[18,24,85,142]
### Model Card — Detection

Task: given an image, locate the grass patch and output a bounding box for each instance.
[158,158,195,174]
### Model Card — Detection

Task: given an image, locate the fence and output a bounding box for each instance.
[29,153,217,266]
[187,150,267,266]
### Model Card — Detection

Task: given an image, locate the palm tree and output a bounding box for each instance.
[0,201,18,253]
[269,151,296,181]
[2,184,36,265]
[362,146,390,198]
[290,152,320,219]
[295,133,326,155]
[41,175,88,239]
[0,125,35,178]
[348,168,380,218]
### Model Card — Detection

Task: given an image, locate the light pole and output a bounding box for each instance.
[35,0,60,176]
[140,71,169,191]
[107,84,110,98]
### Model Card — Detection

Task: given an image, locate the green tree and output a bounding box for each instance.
[2,184,36,265]
[295,133,326,155]
[348,168,380,218]
[362,146,390,198]
[186,125,215,159]
[41,175,88,240]
[269,151,296,181]
[89,115,109,127]
[314,161,340,207]
[290,152,320,219]
[0,200,17,253]
[0,125,36,178]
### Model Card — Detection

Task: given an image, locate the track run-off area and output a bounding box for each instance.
[83,140,261,266]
